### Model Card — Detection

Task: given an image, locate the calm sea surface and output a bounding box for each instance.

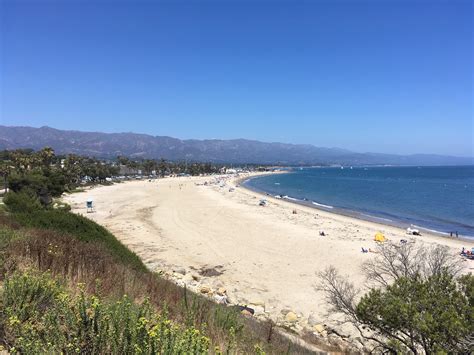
[244,166,474,238]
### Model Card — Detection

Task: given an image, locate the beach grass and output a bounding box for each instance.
[0,209,321,354]
[12,209,146,272]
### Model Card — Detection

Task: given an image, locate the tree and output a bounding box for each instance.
[142,159,156,175]
[37,147,55,168]
[158,158,168,177]
[10,149,34,173]
[63,154,85,187]
[117,155,130,166]
[318,243,473,354]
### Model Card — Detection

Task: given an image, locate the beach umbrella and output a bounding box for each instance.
[374,232,386,242]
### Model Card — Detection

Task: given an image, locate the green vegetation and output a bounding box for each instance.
[4,147,471,353]
[319,243,473,354]
[2,272,209,354]
[1,148,119,208]
[356,272,473,354]
[0,215,313,354]
[117,156,222,177]
[3,190,42,213]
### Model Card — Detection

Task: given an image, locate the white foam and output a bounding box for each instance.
[361,213,393,222]
[411,225,450,236]
[312,201,334,209]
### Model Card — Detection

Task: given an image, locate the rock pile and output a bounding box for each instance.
[159,266,359,352]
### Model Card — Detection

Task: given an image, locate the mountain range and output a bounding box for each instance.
[0,125,472,166]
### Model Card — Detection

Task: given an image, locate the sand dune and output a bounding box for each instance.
[64,173,472,341]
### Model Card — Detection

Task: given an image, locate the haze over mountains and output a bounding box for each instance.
[0,125,472,166]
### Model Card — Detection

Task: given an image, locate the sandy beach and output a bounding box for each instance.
[64,173,473,341]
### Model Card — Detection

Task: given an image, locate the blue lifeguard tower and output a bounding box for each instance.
[86,199,94,213]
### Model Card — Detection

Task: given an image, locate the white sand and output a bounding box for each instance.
[64,173,473,338]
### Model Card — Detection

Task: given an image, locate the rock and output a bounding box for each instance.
[280,308,292,316]
[285,311,298,323]
[249,300,265,307]
[173,273,183,279]
[216,287,227,295]
[313,324,325,334]
[183,273,194,282]
[249,300,265,315]
[199,285,211,294]
[307,313,319,326]
[174,267,186,275]
[252,305,265,315]
[191,274,200,281]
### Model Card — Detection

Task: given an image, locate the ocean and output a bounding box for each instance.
[243,166,474,238]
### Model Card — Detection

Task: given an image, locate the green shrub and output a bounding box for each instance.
[356,272,474,354]
[3,271,62,322]
[2,271,210,354]
[3,191,43,213]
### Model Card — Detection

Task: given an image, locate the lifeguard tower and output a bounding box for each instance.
[86,198,94,213]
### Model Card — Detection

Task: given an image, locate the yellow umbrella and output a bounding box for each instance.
[374,232,386,242]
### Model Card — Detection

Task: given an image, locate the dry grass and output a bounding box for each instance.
[0,212,328,354]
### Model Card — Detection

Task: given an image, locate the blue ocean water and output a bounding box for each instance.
[244,166,474,238]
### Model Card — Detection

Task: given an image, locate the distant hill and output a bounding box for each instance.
[0,125,472,166]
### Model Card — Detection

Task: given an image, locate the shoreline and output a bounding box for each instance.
[63,174,473,348]
[241,171,474,242]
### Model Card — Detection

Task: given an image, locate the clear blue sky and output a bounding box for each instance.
[1,0,472,156]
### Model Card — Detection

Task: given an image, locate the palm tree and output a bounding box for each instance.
[37,147,55,168]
